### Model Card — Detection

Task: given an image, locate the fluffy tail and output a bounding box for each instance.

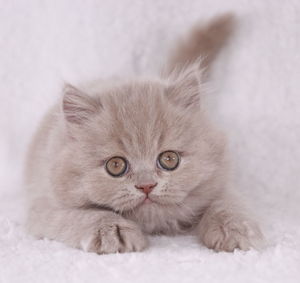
[164,13,235,78]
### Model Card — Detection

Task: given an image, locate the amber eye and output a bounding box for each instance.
[157,151,180,171]
[105,156,128,177]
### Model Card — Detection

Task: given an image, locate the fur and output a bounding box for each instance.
[24,13,263,254]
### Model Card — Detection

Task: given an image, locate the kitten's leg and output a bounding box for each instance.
[27,202,148,254]
[195,195,263,252]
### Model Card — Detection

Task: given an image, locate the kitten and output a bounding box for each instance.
[25,13,263,254]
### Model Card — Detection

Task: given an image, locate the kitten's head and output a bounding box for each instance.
[54,67,225,213]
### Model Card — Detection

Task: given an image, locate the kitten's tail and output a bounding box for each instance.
[164,13,235,78]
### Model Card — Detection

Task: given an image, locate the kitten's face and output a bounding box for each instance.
[59,72,224,213]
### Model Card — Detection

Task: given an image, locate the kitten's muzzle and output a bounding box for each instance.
[135,183,157,195]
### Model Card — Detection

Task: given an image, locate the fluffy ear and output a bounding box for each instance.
[165,64,202,109]
[62,84,101,124]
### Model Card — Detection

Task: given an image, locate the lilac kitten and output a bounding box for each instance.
[25,14,263,254]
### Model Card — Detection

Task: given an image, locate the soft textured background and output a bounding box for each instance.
[0,0,299,282]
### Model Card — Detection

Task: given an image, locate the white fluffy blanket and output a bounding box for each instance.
[0,0,299,282]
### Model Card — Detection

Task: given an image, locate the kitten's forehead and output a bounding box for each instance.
[100,81,191,159]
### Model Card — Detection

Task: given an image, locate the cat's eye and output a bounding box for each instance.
[157,151,180,171]
[105,156,128,177]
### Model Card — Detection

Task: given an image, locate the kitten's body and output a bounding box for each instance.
[25,14,263,254]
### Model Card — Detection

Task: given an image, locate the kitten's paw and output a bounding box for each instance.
[83,218,148,254]
[198,217,263,252]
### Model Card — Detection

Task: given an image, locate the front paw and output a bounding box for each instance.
[198,215,263,252]
[83,218,148,254]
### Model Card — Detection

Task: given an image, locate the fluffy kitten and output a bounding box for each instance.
[25,14,263,254]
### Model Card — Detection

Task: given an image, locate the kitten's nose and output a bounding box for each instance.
[135,183,157,194]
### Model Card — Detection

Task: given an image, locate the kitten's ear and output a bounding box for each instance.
[165,63,202,110]
[63,84,101,124]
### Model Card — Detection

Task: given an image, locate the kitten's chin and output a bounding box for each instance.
[120,194,183,212]
[118,196,149,212]
[143,198,153,204]
[133,195,164,210]
[144,194,183,207]
[139,196,158,206]
[134,196,155,208]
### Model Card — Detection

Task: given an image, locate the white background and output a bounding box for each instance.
[0,1,299,282]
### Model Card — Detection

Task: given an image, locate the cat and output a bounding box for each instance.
[24,13,263,254]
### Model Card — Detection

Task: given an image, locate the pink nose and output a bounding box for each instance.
[135,183,157,194]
